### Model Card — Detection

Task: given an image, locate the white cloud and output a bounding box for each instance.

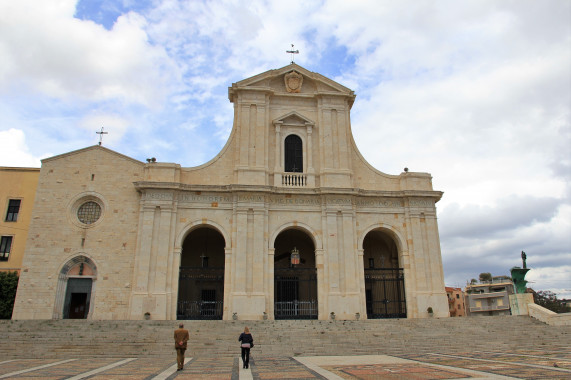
[0,0,177,107]
[439,196,561,239]
[0,129,47,167]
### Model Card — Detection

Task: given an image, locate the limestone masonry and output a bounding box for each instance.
[13,64,447,321]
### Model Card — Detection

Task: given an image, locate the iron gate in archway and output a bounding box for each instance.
[365,268,406,318]
[177,267,224,320]
[274,267,317,319]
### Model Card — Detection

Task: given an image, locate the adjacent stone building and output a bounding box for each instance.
[13,64,448,321]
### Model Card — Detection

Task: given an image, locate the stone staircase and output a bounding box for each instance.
[0,316,569,359]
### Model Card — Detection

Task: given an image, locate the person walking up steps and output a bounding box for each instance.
[238,326,254,369]
[174,323,189,371]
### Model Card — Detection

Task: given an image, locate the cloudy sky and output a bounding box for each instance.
[1,0,569,298]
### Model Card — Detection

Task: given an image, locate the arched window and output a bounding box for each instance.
[284,135,303,172]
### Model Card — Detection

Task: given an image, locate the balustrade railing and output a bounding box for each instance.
[281,173,307,187]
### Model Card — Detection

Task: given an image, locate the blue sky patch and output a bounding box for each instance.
[75,0,153,29]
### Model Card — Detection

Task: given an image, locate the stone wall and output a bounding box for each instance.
[12,147,144,319]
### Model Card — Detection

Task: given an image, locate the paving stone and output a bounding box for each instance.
[321,363,473,379]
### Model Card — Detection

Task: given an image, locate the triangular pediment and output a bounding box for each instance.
[229,63,355,102]
[42,145,144,166]
[273,111,314,127]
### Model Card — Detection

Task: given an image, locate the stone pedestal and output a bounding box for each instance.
[510,267,530,294]
[509,293,534,316]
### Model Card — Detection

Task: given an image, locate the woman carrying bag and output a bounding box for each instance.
[238,326,254,369]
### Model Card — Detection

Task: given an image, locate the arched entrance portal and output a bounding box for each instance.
[177,227,225,320]
[274,228,317,319]
[363,230,406,318]
[54,255,97,319]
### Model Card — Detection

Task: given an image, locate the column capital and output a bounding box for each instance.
[274,121,283,132]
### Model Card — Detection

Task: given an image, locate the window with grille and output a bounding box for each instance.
[284,135,303,172]
[5,199,21,222]
[0,236,12,261]
[77,201,102,225]
[202,289,216,302]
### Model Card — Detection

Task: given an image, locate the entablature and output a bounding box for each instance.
[133,181,443,211]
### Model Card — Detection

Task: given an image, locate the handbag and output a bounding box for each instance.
[241,343,251,348]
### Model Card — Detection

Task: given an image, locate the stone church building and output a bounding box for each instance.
[13,64,448,321]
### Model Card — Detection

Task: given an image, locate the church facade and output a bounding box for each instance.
[13,64,448,321]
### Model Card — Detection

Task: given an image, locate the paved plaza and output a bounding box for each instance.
[0,350,569,380]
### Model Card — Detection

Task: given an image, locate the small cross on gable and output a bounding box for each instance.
[96,127,108,146]
[286,44,299,64]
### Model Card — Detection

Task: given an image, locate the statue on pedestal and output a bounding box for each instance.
[511,251,530,294]
[509,250,535,315]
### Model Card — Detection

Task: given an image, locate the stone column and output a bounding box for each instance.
[315,248,325,319]
[165,205,178,320]
[223,247,233,320]
[151,206,174,319]
[325,211,340,291]
[402,200,419,318]
[274,122,282,185]
[129,205,156,319]
[252,209,265,291]
[331,109,339,169]
[267,247,275,319]
[233,209,248,294]
[238,103,250,167]
[357,248,366,318]
[306,123,314,173]
[170,247,182,320]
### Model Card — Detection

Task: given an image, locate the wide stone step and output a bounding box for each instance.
[0,316,568,359]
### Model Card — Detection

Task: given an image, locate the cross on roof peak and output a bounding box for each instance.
[96,127,108,146]
[286,44,299,64]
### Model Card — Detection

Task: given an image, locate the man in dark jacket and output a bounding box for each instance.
[174,323,190,370]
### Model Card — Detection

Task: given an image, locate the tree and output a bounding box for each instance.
[533,290,570,314]
[479,272,492,283]
[0,271,19,319]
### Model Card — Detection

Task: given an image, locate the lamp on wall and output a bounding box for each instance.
[201,229,209,268]
[290,246,300,265]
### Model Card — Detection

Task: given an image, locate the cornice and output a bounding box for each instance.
[133,181,443,201]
